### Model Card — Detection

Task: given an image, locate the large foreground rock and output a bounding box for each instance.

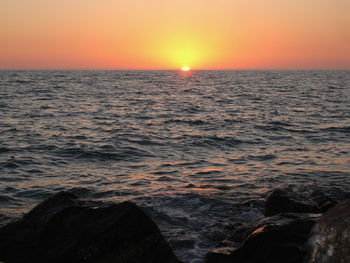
[305,199,350,263]
[0,192,181,263]
[206,213,320,263]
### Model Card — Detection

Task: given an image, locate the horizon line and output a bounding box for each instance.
[0,68,349,71]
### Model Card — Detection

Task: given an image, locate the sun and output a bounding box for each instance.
[181,66,190,71]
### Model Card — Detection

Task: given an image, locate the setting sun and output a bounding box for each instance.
[182,66,190,71]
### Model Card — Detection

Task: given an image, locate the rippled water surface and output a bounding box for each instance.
[0,70,350,262]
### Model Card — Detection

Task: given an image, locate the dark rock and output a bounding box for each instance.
[0,191,181,263]
[265,189,319,217]
[227,214,301,244]
[206,188,340,263]
[305,199,350,263]
[308,190,337,213]
[206,213,320,263]
[206,247,236,262]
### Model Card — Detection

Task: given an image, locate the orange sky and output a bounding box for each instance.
[1,0,349,69]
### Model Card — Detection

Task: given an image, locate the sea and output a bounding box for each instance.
[0,70,349,262]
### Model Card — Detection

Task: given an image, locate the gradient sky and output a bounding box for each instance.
[1,0,349,69]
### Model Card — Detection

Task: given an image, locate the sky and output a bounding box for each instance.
[1,0,349,69]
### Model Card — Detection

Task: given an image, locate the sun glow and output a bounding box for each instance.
[153,32,220,69]
[182,66,190,71]
[1,1,349,70]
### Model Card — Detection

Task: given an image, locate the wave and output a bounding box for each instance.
[164,118,207,126]
[193,135,240,145]
[0,157,40,169]
[56,146,154,161]
[248,154,277,161]
[268,121,294,127]
[0,147,11,153]
[11,79,33,84]
[0,195,16,203]
[187,134,260,148]
[123,137,164,146]
[320,126,350,133]
[255,124,315,134]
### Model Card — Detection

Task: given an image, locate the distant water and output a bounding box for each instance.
[0,70,350,262]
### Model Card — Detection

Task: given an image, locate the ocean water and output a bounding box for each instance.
[0,70,350,262]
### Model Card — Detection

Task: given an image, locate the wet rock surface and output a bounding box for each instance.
[264,189,336,217]
[305,199,350,263]
[205,188,340,263]
[206,213,320,263]
[0,192,181,263]
[308,190,337,213]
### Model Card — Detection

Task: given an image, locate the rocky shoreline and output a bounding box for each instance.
[0,189,349,263]
[205,188,349,263]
